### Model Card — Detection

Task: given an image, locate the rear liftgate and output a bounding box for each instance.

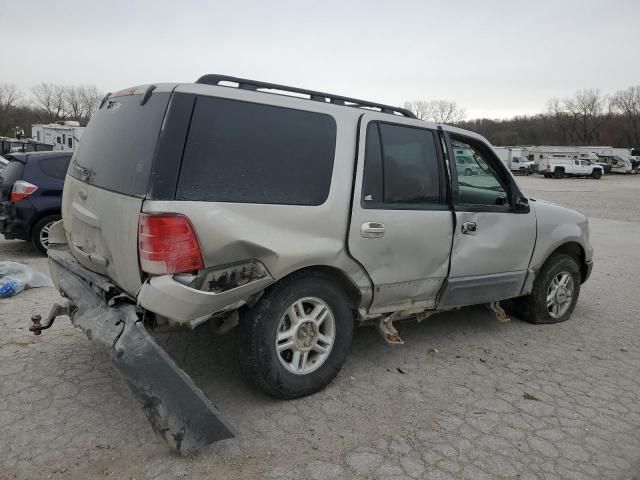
[31,251,236,455]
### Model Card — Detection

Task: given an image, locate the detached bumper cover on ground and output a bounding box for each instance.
[45,249,236,454]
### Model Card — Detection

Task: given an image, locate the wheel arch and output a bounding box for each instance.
[28,209,61,236]
[273,265,363,310]
[545,241,589,283]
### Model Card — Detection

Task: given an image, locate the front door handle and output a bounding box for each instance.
[361,222,385,238]
[461,221,478,235]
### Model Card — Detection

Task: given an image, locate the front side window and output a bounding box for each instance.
[362,122,441,206]
[451,137,508,207]
[176,97,336,205]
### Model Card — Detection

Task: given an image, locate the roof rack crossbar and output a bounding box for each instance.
[195,74,417,118]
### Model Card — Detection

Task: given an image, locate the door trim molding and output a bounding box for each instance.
[437,271,526,308]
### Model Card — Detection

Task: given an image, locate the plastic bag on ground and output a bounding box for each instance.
[0,262,54,298]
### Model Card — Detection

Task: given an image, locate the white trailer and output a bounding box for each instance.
[31,121,85,151]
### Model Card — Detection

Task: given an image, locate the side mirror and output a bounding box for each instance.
[513,197,530,213]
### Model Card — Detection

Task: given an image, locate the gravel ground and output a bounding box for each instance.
[1,174,639,480]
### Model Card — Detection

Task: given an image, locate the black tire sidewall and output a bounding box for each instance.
[530,254,581,324]
[31,214,61,255]
[241,274,353,398]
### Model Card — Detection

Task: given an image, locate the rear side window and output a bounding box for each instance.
[38,156,71,180]
[363,122,441,206]
[68,92,171,197]
[176,97,336,205]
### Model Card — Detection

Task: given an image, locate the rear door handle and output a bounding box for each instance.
[361,222,385,238]
[461,221,478,235]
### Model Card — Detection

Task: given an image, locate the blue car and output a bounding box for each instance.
[0,151,72,254]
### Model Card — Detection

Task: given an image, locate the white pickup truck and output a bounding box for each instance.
[539,158,603,179]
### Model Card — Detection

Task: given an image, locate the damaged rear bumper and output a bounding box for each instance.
[44,249,236,454]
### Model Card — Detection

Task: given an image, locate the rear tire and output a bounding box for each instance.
[553,169,564,179]
[31,214,60,255]
[511,253,581,324]
[464,168,472,176]
[239,271,354,399]
[591,169,602,179]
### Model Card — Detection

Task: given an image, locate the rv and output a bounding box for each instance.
[31,121,85,151]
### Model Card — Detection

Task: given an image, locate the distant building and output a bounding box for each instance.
[31,121,85,151]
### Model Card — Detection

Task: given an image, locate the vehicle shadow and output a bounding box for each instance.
[154,303,525,415]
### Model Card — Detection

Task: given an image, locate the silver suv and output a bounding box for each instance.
[36,75,593,454]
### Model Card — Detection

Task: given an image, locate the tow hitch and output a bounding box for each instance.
[30,302,73,335]
[37,251,237,455]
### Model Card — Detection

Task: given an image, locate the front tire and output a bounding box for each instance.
[239,272,354,399]
[513,253,581,324]
[31,214,60,255]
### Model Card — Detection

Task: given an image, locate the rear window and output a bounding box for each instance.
[176,96,336,205]
[38,156,71,180]
[68,92,171,197]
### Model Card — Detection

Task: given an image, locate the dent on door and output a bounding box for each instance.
[438,210,536,307]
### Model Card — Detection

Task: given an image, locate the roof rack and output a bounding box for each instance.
[196,74,417,119]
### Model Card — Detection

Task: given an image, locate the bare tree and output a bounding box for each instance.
[63,85,83,121]
[403,100,432,121]
[562,89,611,145]
[31,83,67,122]
[404,99,466,124]
[611,85,640,147]
[546,97,571,144]
[78,85,103,123]
[0,83,23,112]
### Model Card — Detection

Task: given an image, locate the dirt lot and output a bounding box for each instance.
[2,174,640,480]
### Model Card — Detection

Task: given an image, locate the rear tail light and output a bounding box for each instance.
[138,214,205,275]
[546,165,550,171]
[10,180,38,201]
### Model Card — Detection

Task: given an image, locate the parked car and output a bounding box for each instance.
[0,155,8,173]
[539,157,603,179]
[36,75,593,454]
[0,151,72,253]
[455,154,481,175]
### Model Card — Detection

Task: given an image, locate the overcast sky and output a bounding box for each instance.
[4,0,639,119]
